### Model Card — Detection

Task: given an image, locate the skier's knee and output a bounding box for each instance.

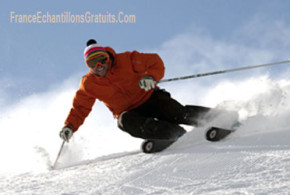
[118,111,186,140]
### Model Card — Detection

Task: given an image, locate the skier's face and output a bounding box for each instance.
[86,53,110,77]
[90,63,110,77]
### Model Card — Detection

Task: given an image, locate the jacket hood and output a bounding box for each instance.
[105,47,116,65]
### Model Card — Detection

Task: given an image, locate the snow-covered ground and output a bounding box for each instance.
[1,76,290,194]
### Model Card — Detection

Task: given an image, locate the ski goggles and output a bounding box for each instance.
[86,52,110,69]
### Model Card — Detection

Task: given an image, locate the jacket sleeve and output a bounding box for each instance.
[131,51,165,81]
[64,77,96,132]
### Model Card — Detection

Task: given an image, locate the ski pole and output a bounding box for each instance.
[52,140,65,170]
[159,60,290,83]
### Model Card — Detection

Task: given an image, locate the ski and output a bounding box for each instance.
[206,127,234,141]
[142,122,241,153]
[142,139,176,153]
[142,130,187,154]
[142,127,234,153]
[206,121,241,142]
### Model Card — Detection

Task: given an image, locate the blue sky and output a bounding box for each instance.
[1,0,290,103]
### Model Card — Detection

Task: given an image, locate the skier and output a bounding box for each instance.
[59,39,211,143]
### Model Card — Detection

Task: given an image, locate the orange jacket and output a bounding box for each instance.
[65,47,165,132]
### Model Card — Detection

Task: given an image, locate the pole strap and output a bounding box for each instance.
[159,60,290,83]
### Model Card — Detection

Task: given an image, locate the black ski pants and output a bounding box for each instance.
[118,89,211,140]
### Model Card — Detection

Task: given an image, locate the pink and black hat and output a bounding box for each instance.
[83,39,107,62]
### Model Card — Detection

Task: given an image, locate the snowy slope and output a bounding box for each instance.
[2,122,290,195]
[1,76,290,194]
